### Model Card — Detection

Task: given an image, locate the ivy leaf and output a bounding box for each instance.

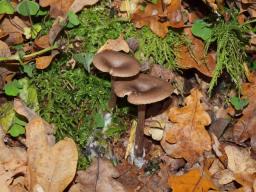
[4,80,23,96]
[16,0,39,16]
[66,11,80,28]
[8,123,25,137]
[73,53,93,73]
[0,0,15,14]
[192,20,212,41]
[230,96,249,111]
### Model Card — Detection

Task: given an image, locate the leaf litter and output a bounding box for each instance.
[0,0,256,191]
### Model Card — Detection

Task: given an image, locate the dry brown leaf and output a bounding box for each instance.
[233,76,256,152]
[39,0,74,18]
[175,29,216,77]
[69,0,100,13]
[35,55,54,69]
[0,28,8,39]
[132,0,184,37]
[0,16,27,45]
[34,35,50,49]
[0,40,11,57]
[26,117,78,192]
[162,88,212,164]
[70,158,127,192]
[98,35,130,53]
[225,145,256,175]
[168,168,218,192]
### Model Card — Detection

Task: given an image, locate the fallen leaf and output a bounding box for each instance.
[70,158,127,192]
[34,35,50,49]
[233,75,256,152]
[0,28,8,39]
[35,55,54,69]
[98,35,130,53]
[162,88,212,164]
[175,29,216,77]
[168,168,217,192]
[39,0,74,18]
[225,145,256,175]
[26,117,78,192]
[132,0,184,37]
[0,40,11,57]
[0,16,27,45]
[69,0,100,13]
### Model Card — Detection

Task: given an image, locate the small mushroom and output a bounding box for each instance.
[113,74,173,158]
[93,50,140,110]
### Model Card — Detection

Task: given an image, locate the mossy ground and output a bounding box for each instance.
[31,4,251,168]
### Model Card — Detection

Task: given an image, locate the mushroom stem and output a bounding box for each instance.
[108,76,117,110]
[135,104,146,157]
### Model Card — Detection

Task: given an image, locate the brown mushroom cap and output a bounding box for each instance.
[93,50,140,77]
[113,74,173,105]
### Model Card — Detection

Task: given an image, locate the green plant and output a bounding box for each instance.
[205,19,249,93]
[230,96,249,111]
[69,4,182,69]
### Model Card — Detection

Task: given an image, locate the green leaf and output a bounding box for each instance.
[66,11,80,28]
[0,102,15,132]
[31,24,42,39]
[192,20,212,41]
[73,53,93,73]
[16,0,39,16]
[0,0,15,14]
[36,7,48,16]
[18,78,39,111]
[13,116,27,126]
[22,63,34,77]
[8,123,25,137]
[4,80,23,96]
[94,112,104,128]
[230,96,249,111]
[24,24,42,39]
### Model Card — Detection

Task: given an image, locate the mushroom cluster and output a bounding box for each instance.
[93,50,140,110]
[93,50,173,161]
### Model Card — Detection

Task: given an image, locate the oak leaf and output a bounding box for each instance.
[132,0,184,37]
[175,29,216,77]
[168,168,217,192]
[161,88,212,164]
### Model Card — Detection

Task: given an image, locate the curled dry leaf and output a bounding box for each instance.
[161,88,212,164]
[70,158,127,192]
[39,0,74,18]
[0,16,27,45]
[0,40,11,57]
[34,35,50,49]
[36,55,54,69]
[168,168,218,192]
[132,0,184,37]
[175,29,216,77]
[26,117,78,192]
[97,35,130,53]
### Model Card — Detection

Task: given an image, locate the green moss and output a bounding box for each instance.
[206,19,249,94]
[69,4,182,69]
